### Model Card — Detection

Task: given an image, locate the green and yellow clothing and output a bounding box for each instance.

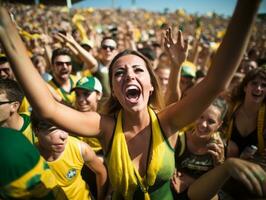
[0,127,66,199]
[19,97,31,113]
[19,112,38,144]
[106,107,175,200]
[48,75,78,105]
[47,136,91,200]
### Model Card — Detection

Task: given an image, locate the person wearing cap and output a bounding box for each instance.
[73,76,103,114]
[180,61,196,98]
[72,76,103,153]
[81,39,94,53]
[72,76,104,198]
[0,127,67,199]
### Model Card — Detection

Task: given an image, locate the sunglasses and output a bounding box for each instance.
[101,45,116,51]
[54,61,72,66]
[0,100,14,105]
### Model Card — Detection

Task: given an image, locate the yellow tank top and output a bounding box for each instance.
[47,136,91,200]
[106,108,175,200]
[48,75,78,105]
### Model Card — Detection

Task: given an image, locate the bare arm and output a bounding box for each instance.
[188,158,266,200]
[0,7,106,137]
[159,0,261,136]
[80,141,107,200]
[164,28,188,105]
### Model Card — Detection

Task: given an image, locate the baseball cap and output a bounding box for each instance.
[181,61,196,78]
[81,39,94,49]
[72,76,102,93]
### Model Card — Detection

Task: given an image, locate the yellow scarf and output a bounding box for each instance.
[19,30,41,41]
[107,107,164,200]
[226,103,265,153]
[72,13,89,42]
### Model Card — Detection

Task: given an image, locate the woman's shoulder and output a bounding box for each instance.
[98,113,117,152]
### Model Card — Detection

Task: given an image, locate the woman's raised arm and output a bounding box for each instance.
[159,0,261,135]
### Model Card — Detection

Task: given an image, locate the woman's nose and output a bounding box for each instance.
[201,120,208,128]
[126,70,135,81]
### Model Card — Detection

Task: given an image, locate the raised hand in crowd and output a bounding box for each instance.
[164,27,188,104]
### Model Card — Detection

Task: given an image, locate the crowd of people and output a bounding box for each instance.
[0,0,266,199]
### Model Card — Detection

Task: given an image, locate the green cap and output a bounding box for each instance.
[73,76,102,93]
[181,61,196,78]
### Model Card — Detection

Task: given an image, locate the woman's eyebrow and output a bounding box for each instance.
[114,66,124,71]
[132,65,144,68]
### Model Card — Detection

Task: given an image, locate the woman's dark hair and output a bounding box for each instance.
[230,66,266,103]
[103,49,164,114]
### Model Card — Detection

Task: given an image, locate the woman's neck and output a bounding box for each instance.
[122,108,150,134]
[241,99,260,117]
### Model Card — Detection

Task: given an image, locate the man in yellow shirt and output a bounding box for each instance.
[48,48,78,105]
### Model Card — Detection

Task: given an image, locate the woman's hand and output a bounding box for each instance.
[225,158,266,197]
[207,136,225,165]
[164,27,188,67]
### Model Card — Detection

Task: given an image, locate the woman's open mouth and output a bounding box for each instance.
[125,85,141,104]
